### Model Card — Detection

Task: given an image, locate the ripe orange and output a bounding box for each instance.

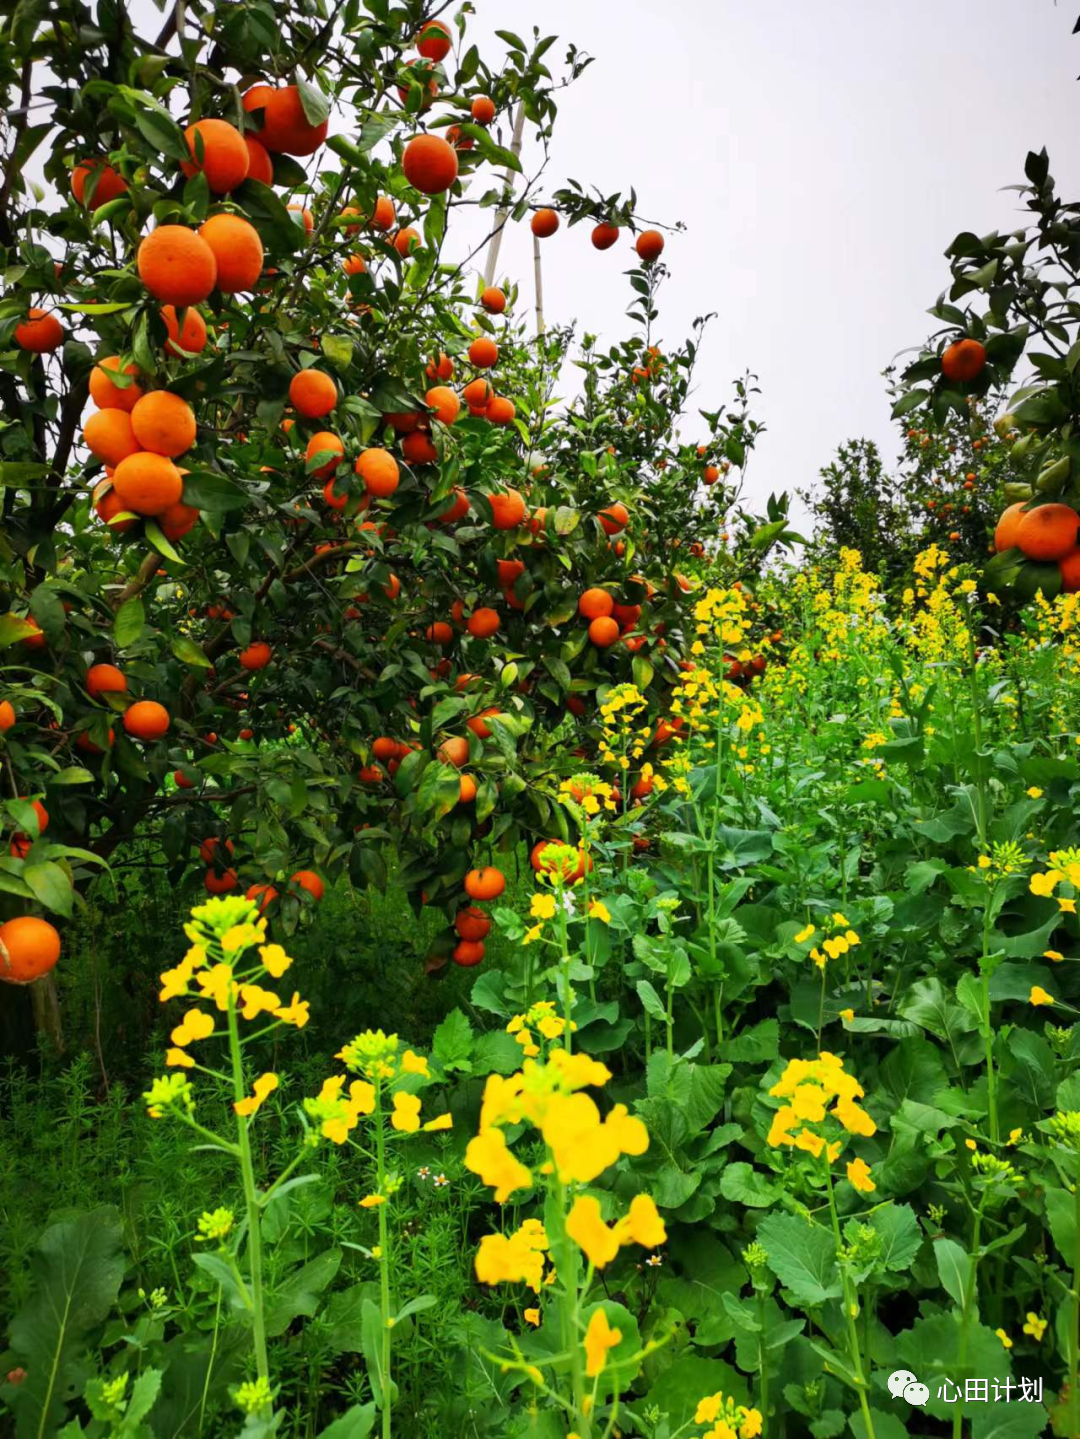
[465,866,505,900]
[292,869,325,901]
[480,287,506,313]
[463,378,493,411]
[323,476,349,509]
[112,453,183,515]
[635,229,665,262]
[455,906,490,941]
[255,84,329,155]
[402,431,438,464]
[993,503,1026,552]
[427,353,455,382]
[89,356,143,412]
[94,482,137,533]
[385,411,420,432]
[427,621,454,644]
[244,136,274,183]
[403,134,459,194]
[14,309,63,353]
[173,769,194,788]
[453,939,485,966]
[198,214,264,292]
[589,615,620,647]
[531,208,559,238]
[425,386,461,425]
[131,391,196,457]
[200,836,235,865]
[181,119,250,192]
[0,700,14,732]
[486,395,515,425]
[434,487,469,522]
[438,736,470,768]
[204,868,237,894]
[416,18,452,59]
[288,204,314,234]
[290,369,338,418]
[306,431,344,478]
[703,464,720,484]
[162,304,208,355]
[84,409,140,468]
[471,95,496,124]
[458,773,477,803]
[467,607,500,638]
[86,663,127,699]
[0,916,61,985]
[356,447,400,497]
[467,707,500,739]
[592,222,619,250]
[1060,548,1080,592]
[342,253,367,276]
[941,338,986,383]
[1016,503,1080,561]
[161,502,199,541]
[497,558,525,588]
[579,588,613,620]
[612,601,641,629]
[599,501,628,534]
[124,700,170,740]
[138,226,218,305]
[469,337,498,368]
[239,641,273,670]
[394,227,422,255]
[71,159,127,207]
[372,737,400,762]
[371,195,396,231]
[490,488,526,529]
[246,882,278,914]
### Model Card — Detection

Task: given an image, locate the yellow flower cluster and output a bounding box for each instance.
[304,1031,450,1148]
[794,913,861,970]
[158,899,308,1064]
[1030,848,1080,915]
[597,683,651,769]
[336,1028,430,1081]
[559,772,617,815]
[767,1052,877,1191]
[466,1048,664,1277]
[506,1000,575,1058]
[694,585,750,648]
[475,1218,549,1291]
[693,1390,764,1439]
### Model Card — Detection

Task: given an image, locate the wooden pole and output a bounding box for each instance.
[482,101,527,290]
[533,233,545,337]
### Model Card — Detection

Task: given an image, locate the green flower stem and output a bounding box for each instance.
[1070,1172,1080,1439]
[225,991,270,1397]
[952,1203,984,1439]
[555,883,573,1052]
[756,1285,770,1426]
[823,1159,875,1439]
[373,1081,393,1439]
[980,905,999,1145]
[552,1178,588,1435]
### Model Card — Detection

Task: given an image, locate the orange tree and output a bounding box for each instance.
[892,146,1080,603]
[0,0,771,1029]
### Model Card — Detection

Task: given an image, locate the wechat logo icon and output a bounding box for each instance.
[889,1370,929,1405]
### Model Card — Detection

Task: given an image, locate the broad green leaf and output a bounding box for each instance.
[757,1214,842,1306]
[114,596,145,648]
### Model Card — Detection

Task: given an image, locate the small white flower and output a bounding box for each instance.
[433,1173,449,1188]
[417,1166,430,1181]
[559,891,576,917]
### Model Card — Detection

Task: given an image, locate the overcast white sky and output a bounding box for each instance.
[55,2,1080,521]
[446,0,1080,519]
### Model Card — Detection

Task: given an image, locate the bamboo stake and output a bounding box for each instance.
[482,101,527,290]
[533,232,545,337]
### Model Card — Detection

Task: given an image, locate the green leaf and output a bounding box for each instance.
[416,760,463,821]
[22,861,74,918]
[8,1207,125,1438]
[757,1214,842,1305]
[0,613,38,648]
[432,1008,473,1071]
[718,1162,780,1208]
[322,334,354,371]
[265,1249,342,1337]
[180,470,249,511]
[29,584,66,646]
[130,101,189,162]
[869,1204,922,1273]
[114,596,145,649]
[171,634,212,668]
[297,79,330,126]
[934,1237,973,1308]
[316,1403,377,1439]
